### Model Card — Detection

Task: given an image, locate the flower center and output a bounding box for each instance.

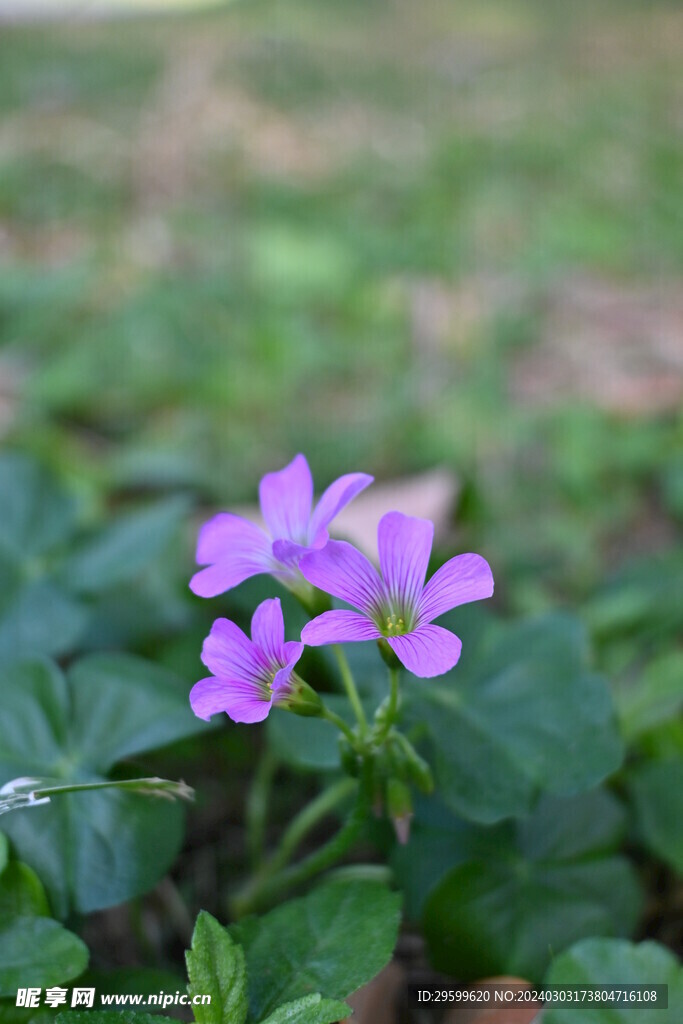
[257,669,278,701]
[381,611,409,637]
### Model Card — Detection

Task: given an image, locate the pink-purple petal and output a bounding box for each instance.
[387,624,462,678]
[251,598,286,663]
[189,677,232,721]
[419,553,494,624]
[259,454,313,542]
[299,540,383,614]
[201,618,270,682]
[190,514,274,597]
[270,662,298,699]
[283,640,305,665]
[190,677,272,724]
[302,609,382,646]
[195,512,270,564]
[191,560,261,598]
[378,512,434,611]
[271,538,308,567]
[309,472,374,544]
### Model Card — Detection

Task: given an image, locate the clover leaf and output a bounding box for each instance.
[407,613,623,822]
[0,656,204,917]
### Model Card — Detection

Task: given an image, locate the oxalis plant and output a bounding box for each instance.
[1,452,681,1024]
[1,454,492,1024]
[164,454,493,1023]
[188,454,494,917]
[187,456,493,921]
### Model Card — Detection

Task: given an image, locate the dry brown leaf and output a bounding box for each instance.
[512,275,683,415]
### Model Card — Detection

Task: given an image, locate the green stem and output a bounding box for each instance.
[269,777,356,874]
[333,644,368,736]
[324,864,394,886]
[374,665,401,744]
[245,747,277,869]
[320,705,357,746]
[388,665,400,723]
[28,778,192,800]
[232,768,371,917]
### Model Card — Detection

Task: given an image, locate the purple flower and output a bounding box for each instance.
[299,512,493,678]
[190,598,304,724]
[190,454,372,598]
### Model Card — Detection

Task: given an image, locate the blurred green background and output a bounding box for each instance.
[1,0,681,611]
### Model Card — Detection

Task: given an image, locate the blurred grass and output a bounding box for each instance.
[0,0,681,600]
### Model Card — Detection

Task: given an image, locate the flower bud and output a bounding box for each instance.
[386,777,413,845]
[390,733,434,794]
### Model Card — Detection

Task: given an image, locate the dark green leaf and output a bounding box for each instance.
[515,787,627,860]
[391,795,507,922]
[231,880,401,1021]
[544,938,683,1023]
[0,659,69,773]
[0,917,88,996]
[0,655,202,778]
[0,658,200,916]
[266,704,343,772]
[409,614,623,822]
[0,455,192,662]
[0,455,78,559]
[0,999,54,1024]
[78,566,191,652]
[0,576,87,664]
[259,994,350,1024]
[186,912,247,1024]
[627,760,683,873]
[618,652,683,741]
[65,653,206,772]
[395,787,630,922]
[65,496,190,594]
[585,550,683,646]
[0,862,50,917]
[1,784,185,919]
[662,456,683,521]
[421,791,641,982]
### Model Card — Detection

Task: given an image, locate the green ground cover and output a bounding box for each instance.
[0,0,680,1003]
